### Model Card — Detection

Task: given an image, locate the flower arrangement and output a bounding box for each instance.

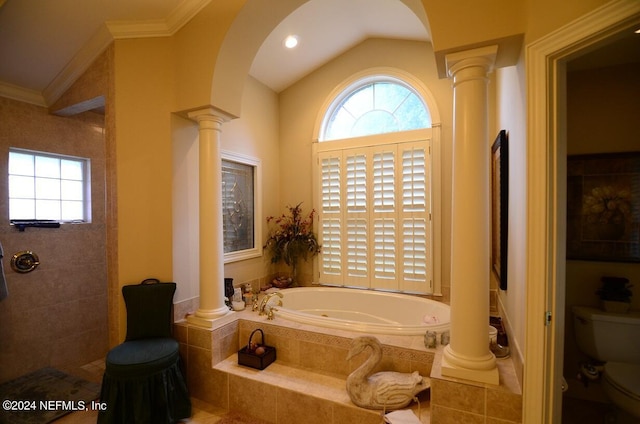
[264,203,321,284]
[582,185,632,225]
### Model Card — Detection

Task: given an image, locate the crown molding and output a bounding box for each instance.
[2,0,212,107]
[106,19,171,39]
[166,0,211,34]
[108,0,211,39]
[0,81,46,107]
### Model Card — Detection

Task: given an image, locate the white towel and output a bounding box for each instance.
[384,409,422,424]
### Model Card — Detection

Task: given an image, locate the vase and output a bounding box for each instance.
[224,278,234,308]
[290,261,297,286]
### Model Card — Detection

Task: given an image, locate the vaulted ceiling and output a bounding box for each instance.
[1,0,637,108]
[0,0,428,105]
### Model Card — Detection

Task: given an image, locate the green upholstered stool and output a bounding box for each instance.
[98,280,191,424]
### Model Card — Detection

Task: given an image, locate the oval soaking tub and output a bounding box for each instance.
[272,286,450,336]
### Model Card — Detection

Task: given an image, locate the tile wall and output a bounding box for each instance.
[0,97,108,382]
[174,310,435,423]
[175,309,522,424]
[0,46,111,382]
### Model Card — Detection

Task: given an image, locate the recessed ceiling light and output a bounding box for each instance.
[284,35,299,49]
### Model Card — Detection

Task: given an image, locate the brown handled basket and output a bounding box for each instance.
[238,328,276,370]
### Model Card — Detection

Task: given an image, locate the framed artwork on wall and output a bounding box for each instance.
[567,152,640,262]
[491,130,509,290]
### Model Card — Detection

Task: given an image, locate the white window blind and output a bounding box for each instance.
[317,140,432,293]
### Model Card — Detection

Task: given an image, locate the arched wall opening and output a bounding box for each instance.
[171,0,438,324]
[208,0,431,118]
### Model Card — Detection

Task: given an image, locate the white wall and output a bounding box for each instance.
[495,47,527,381]
[172,114,200,302]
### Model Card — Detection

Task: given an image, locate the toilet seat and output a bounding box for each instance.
[604,362,640,400]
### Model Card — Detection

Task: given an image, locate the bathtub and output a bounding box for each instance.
[271,286,450,336]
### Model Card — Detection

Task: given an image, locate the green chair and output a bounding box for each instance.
[98,279,191,424]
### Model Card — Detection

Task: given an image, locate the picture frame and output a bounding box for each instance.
[566,152,640,262]
[491,130,508,290]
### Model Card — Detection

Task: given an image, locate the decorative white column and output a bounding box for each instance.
[187,107,233,327]
[441,46,499,385]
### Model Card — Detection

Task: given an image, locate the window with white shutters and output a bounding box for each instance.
[316,140,431,293]
[314,75,439,295]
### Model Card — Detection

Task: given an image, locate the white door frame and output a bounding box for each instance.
[524,1,640,423]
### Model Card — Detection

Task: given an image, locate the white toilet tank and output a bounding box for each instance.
[572,306,640,364]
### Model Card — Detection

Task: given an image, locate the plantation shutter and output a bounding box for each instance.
[317,140,431,293]
[318,153,342,285]
[400,142,431,292]
[371,147,398,290]
[345,152,369,287]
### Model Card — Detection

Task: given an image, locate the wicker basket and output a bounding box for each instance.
[238,328,276,370]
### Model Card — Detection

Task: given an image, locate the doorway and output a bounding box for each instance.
[561,30,640,423]
[523,2,640,423]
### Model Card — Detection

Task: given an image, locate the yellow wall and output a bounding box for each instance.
[107,0,619,342]
[424,0,525,52]
[221,77,281,285]
[113,37,176,338]
[173,0,245,113]
[278,38,454,291]
[524,0,613,42]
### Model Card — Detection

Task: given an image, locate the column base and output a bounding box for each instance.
[187,306,232,328]
[441,345,499,385]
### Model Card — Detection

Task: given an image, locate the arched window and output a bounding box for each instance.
[314,74,440,295]
[321,78,431,141]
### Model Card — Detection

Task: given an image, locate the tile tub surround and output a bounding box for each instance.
[174,307,523,423]
[430,351,523,423]
[174,308,434,423]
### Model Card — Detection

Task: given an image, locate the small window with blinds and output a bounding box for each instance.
[317,140,432,293]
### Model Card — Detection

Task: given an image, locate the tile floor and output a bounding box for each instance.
[53,359,227,424]
[53,397,230,424]
[52,357,425,424]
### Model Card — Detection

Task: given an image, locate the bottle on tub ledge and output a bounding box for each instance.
[224,277,234,310]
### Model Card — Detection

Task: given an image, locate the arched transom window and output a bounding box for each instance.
[321,78,431,141]
[314,74,440,295]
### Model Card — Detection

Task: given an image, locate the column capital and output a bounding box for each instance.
[446,45,498,79]
[187,106,236,125]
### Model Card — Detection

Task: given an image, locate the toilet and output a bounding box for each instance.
[572,306,640,419]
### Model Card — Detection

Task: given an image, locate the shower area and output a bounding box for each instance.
[0,77,110,385]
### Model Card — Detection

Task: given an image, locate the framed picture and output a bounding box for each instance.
[567,152,640,262]
[491,130,508,290]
